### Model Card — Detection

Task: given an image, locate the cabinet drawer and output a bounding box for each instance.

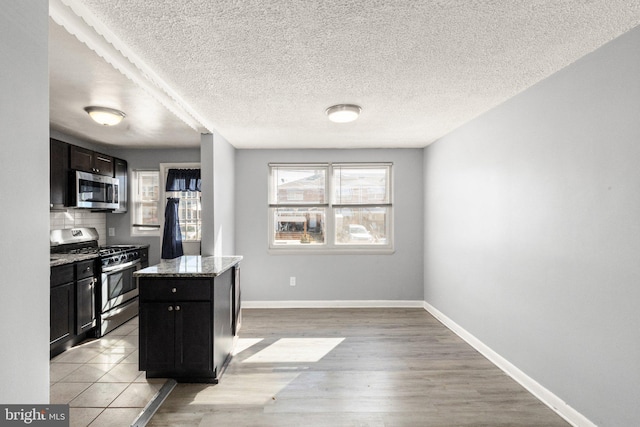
[51,264,74,287]
[139,278,211,302]
[76,260,96,280]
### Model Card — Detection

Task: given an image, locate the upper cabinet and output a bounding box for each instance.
[70,145,114,177]
[113,157,128,213]
[50,139,128,211]
[50,138,70,209]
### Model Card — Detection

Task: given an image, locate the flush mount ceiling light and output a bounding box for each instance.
[84,106,126,126]
[326,104,361,123]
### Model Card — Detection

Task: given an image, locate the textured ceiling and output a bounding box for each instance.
[50,0,640,149]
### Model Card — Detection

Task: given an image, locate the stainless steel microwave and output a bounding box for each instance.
[72,170,119,209]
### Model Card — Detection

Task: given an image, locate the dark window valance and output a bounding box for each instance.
[166,168,201,192]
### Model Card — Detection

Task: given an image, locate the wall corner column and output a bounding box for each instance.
[200,133,215,256]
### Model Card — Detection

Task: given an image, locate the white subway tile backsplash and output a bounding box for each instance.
[51,219,65,228]
[50,209,107,244]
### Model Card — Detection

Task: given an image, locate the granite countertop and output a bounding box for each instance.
[134,255,242,278]
[50,252,99,268]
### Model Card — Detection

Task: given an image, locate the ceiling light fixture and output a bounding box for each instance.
[326,104,361,123]
[84,106,126,126]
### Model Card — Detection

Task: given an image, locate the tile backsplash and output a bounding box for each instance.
[50,209,107,246]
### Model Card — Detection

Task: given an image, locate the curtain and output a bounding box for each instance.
[166,168,201,192]
[161,169,201,260]
[161,197,183,259]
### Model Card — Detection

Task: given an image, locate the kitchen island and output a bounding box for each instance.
[134,255,242,383]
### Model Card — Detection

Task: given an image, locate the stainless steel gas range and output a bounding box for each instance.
[50,228,149,337]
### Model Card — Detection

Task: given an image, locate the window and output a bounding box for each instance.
[269,163,393,252]
[167,189,202,241]
[333,164,391,246]
[131,170,161,236]
[160,163,202,244]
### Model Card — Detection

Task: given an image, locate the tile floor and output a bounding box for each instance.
[50,317,166,427]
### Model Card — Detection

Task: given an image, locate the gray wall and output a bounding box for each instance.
[201,131,235,256]
[106,147,200,265]
[236,149,423,302]
[213,133,236,255]
[423,26,640,426]
[0,1,50,403]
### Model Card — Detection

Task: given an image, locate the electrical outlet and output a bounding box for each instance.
[108,227,115,237]
[289,276,296,286]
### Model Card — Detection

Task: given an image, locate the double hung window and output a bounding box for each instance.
[131,170,161,235]
[161,163,202,243]
[167,188,202,241]
[269,163,393,252]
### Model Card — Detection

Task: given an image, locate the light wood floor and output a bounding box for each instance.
[149,308,569,426]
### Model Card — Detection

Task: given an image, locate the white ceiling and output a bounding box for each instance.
[49,0,640,149]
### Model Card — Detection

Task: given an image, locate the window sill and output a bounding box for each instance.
[131,231,161,237]
[267,247,395,255]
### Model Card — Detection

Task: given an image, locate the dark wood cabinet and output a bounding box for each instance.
[140,302,178,371]
[50,138,69,208]
[76,260,97,334]
[50,259,98,358]
[50,140,129,212]
[232,266,241,336]
[213,271,233,372]
[76,277,96,333]
[50,265,74,348]
[139,270,235,382]
[141,301,212,373]
[70,145,114,177]
[140,247,149,268]
[112,157,128,213]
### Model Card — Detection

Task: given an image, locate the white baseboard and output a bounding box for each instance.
[243,300,424,309]
[423,301,595,427]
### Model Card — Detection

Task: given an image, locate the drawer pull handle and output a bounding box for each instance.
[175,305,181,311]
[168,306,173,311]
[171,288,177,293]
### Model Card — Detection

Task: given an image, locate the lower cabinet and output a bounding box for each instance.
[76,276,96,334]
[139,269,234,383]
[140,301,211,372]
[50,282,74,346]
[50,259,98,358]
[75,260,97,334]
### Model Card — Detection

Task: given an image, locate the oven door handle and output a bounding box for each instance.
[102,259,141,273]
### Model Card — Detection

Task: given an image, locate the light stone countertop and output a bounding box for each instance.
[133,255,242,278]
[50,252,99,268]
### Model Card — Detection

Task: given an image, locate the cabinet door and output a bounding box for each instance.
[139,302,176,371]
[232,266,241,335]
[213,269,233,373]
[93,153,114,177]
[113,158,127,213]
[50,283,74,345]
[175,302,211,371]
[76,277,96,334]
[139,247,149,268]
[70,146,94,173]
[50,139,69,208]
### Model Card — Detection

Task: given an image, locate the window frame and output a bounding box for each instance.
[268,162,394,254]
[131,170,161,237]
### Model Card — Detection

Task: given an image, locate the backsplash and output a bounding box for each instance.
[50,209,107,246]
